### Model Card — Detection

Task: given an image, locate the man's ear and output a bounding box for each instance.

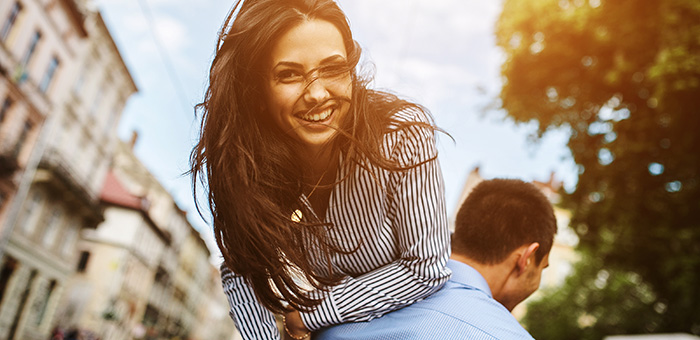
[516,242,540,275]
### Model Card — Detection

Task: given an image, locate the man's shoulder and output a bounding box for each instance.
[315,305,498,340]
[430,287,534,339]
[428,268,535,339]
[317,280,534,340]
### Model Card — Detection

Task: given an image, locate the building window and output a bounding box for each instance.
[89,83,104,116]
[0,2,22,41]
[54,114,72,153]
[19,191,43,235]
[34,280,56,326]
[61,221,79,257]
[0,97,12,124]
[73,59,91,95]
[0,257,18,306]
[39,57,59,93]
[154,266,169,285]
[76,251,90,272]
[7,269,36,340]
[87,151,101,185]
[12,120,32,157]
[21,30,41,66]
[80,143,93,178]
[41,207,63,248]
[174,286,186,303]
[103,106,118,134]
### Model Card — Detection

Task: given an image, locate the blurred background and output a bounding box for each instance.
[0,0,697,339]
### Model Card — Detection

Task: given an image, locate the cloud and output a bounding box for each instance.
[153,15,190,52]
[97,0,191,53]
[338,0,506,117]
[370,56,480,109]
[341,0,501,38]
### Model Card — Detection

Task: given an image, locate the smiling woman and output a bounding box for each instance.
[265,19,352,158]
[189,0,451,339]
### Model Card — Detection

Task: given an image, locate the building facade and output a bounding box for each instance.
[193,265,244,340]
[56,170,170,340]
[0,1,136,339]
[0,1,239,339]
[110,137,195,338]
[172,226,211,338]
[90,138,239,339]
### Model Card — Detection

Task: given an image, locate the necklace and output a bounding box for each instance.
[306,168,328,200]
[291,170,327,223]
[293,150,338,222]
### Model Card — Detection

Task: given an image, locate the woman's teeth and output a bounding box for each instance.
[300,108,332,122]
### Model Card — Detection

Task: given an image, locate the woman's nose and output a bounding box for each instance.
[303,77,330,104]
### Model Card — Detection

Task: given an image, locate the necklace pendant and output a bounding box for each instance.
[291,209,303,223]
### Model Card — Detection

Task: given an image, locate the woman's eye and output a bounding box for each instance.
[276,70,303,83]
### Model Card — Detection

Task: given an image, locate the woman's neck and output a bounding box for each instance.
[298,144,338,218]
[300,143,337,184]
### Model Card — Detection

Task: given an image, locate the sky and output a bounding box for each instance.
[94,0,578,257]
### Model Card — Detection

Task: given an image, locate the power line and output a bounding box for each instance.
[135,0,193,118]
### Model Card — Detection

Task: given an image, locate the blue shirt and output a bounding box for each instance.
[315,260,535,340]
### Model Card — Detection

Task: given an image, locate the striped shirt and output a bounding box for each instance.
[221,110,452,339]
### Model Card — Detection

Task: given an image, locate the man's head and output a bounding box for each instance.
[452,178,557,310]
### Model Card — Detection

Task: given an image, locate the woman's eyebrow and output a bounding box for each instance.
[273,61,303,70]
[319,54,346,64]
[273,54,347,70]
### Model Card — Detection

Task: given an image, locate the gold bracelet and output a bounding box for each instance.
[282,315,311,340]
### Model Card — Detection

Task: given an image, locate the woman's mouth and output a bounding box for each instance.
[297,107,333,123]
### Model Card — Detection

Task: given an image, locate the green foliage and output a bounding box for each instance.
[496,0,700,337]
[524,254,664,340]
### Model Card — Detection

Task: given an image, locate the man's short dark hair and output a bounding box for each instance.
[452,178,557,265]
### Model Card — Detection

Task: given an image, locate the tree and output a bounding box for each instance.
[524,254,663,340]
[496,0,700,337]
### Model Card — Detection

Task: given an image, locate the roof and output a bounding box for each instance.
[100,170,172,245]
[100,170,142,210]
[59,0,88,38]
[531,171,563,204]
[532,171,563,193]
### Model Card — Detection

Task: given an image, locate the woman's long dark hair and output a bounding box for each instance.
[190,0,439,313]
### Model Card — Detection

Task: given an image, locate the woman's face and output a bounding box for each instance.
[265,19,352,155]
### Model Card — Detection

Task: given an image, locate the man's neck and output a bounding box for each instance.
[450,254,512,303]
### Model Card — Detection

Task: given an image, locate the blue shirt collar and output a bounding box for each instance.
[447,259,493,299]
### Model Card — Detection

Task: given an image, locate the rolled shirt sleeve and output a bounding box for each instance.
[221,265,281,340]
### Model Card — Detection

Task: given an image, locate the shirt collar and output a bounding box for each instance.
[447,259,493,298]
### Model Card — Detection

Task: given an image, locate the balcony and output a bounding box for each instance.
[33,147,103,226]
